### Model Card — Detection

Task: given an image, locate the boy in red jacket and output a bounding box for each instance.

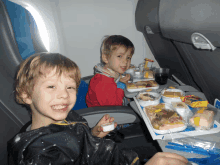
[86,35,134,107]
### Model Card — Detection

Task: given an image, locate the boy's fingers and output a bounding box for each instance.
[158,152,188,163]
[98,126,103,132]
[164,158,188,165]
[109,117,114,122]
[105,114,110,120]
[114,122,117,128]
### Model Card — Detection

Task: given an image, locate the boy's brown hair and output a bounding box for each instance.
[15,52,81,106]
[101,35,135,64]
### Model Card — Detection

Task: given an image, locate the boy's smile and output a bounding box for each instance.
[103,46,132,74]
[24,68,77,129]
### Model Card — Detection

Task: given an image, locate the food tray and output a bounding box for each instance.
[134,97,220,140]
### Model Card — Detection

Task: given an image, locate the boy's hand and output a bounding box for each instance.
[120,74,131,84]
[91,114,117,138]
[145,152,188,165]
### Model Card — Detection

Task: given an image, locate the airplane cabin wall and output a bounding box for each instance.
[10,0,159,77]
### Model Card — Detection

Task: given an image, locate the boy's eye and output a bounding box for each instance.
[47,86,55,89]
[67,86,76,90]
[127,57,131,60]
[117,55,122,58]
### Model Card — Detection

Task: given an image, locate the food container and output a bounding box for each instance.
[133,70,144,79]
[137,90,161,107]
[161,88,185,104]
[144,103,187,134]
[171,102,193,123]
[189,107,216,130]
[127,80,159,92]
[101,122,115,132]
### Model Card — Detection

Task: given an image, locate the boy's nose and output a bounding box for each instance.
[122,58,128,64]
[57,88,69,99]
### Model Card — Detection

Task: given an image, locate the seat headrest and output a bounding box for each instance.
[135,0,161,34]
[159,0,220,47]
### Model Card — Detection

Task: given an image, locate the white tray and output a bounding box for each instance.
[134,97,220,140]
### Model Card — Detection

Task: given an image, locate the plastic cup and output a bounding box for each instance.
[154,68,170,85]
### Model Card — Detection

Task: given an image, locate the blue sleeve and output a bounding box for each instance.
[117,82,126,90]
[72,80,88,110]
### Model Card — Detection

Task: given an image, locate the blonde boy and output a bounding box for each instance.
[86,35,134,107]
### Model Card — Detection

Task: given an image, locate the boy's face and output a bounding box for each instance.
[103,46,132,74]
[24,68,77,126]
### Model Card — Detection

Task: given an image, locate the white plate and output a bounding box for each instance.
[142,103,187,135]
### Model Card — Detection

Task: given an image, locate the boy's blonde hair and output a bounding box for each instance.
[15,52,81,105]
[101,35,135,64]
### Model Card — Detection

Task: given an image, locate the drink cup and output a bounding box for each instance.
[154,68,170,85]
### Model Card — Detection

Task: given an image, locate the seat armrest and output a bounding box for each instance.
[74,106,140,127]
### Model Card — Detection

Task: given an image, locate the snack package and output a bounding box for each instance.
[144,70,154,79]
[171,102,193,123]
[144,103,186,130]
[189,108,215,130]
[144,58,154,70]
[181,95,208,108]
[137,89,161,107]
[161,88,185,104]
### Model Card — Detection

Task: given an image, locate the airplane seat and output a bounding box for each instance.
[157,0,220,104]
[0,0,31,164]
[135,0,201,90]
[0,1,161,164]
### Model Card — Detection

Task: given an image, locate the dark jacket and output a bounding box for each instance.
[8,111,139,165]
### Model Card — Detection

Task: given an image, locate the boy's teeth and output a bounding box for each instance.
[52,105,67,110]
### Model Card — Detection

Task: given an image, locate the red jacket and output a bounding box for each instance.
[86,74,124,107]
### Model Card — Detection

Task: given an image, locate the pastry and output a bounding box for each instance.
[127,80,158,89]
[189,109,214,129]
[163,91,182,98]
[138,93,156,101]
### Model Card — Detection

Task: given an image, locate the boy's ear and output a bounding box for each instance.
[102,54,109,64]
[21,92,32,105]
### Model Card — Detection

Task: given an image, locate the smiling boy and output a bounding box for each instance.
[8,53,131,164]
